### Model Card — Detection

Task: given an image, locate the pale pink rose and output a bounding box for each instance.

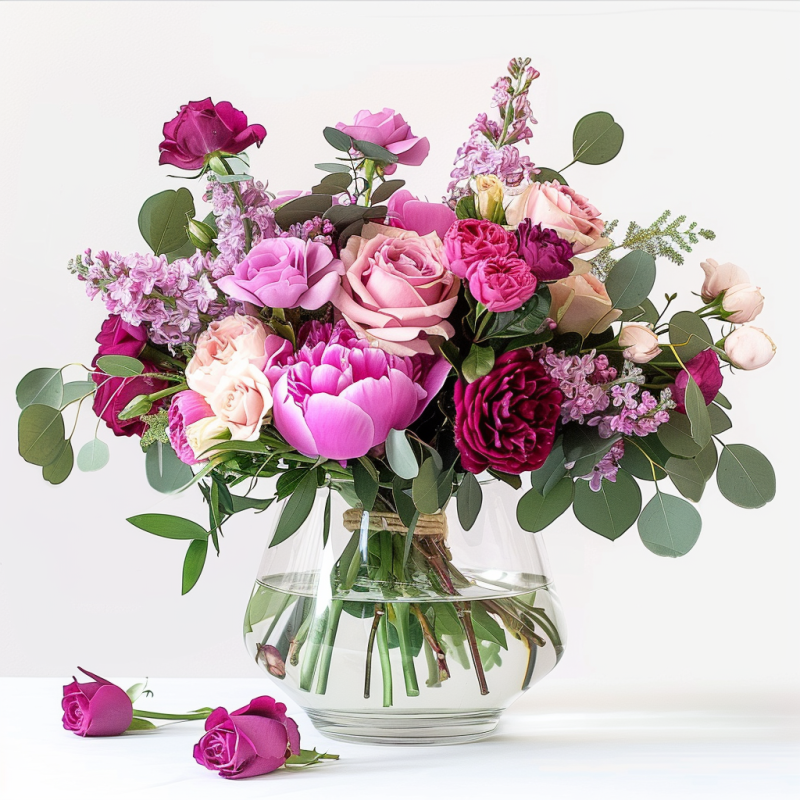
[207,361,274,441]
[187,314,292,398]
[724,326,776,370]
[699,258,750,302]
[505,181,608,254]
[721,283,764,323]
[548,273,622,338]
[333,223,460,356]
[619,323,662,363]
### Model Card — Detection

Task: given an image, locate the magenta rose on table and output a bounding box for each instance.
[62,667,134,737]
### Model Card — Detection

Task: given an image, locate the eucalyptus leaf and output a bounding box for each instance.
[708,403,732,434]
[16,368,63,410]
[18,404,65,466]
[516,478,574,533]
[165,237,196,264]
[572,111,624,165]
[322,126,353,152]
[353,138,399,164]
[657,412,703,458]
[353,458,379,511]
[563,425,621,476]
[462,344,495,383]
[271,469,319,546]
[717,444,776,509]
[385,429,419,480]
[312,172,352,195]
[684,378,712,448]
[618,298,658,325]
[182,537,209,595]
[145,441,194,494]
[393,477,417,527]
[638,492,701,557]
[573,470,641,540]
[274,194,332,229]
[127,514,208,540]
[605,250,656,310]
[96,355,144,377]
[620,434,670,481]
[412,458,442,515]
[530,438,567,496]
[138,188,195,256]
[714,391,732,410]
[61,380,96,407]
[77,438,110,472]
[42,441,74,485]
[695,440,718,480]
[215,173,252,184]
[323,204,369,227]
[666,456,706,502]
[532,168,567,185]
[371,180,406,204]
[457,471,483,531]
[315,162,352,174]
[669,311,714,361]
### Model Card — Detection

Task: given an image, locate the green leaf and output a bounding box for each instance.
[322,126,353,152]
[77,438,110,472]
[126,718,158,732]
[276,468,312,499]
[457,472,483,531]
[716,444,776,509]
[215,173,252,184]
[182,537,208,594]
[60,380,96,407]
[323,489,331,547]
[657,412,702,457]
[125,682,149,703]
[620,434,670,481]
[337,530,362,590]
[572,111,624,165]
[230,495,274,513]
[604,250,656,310]
[127,513,208,540]
[533,167,567,185]
[412,458,442,515]
[274,194,333,229]
[138,187,195,256]
[145,441,194,493]
[393,477,417,527]
[516,478,574,532]
[530,437,567,496]
[353,138,399,164]
[95,355,144,377]
[385,429,419,480]
[563,425,621,476]
[669,311,714,361]
[684,378,711,448]
[488,469,522,490]
[573,470,642,540]
[315,162,351,174]
[16,367,63,409]
[665,456,706,502]
[165,237,196,264]
[695,440,718,480]
[618,298,658,325]
[462,344,495,383]
[197,439,265,457]
[471,603,508,649]
[42,441,74,485]
[312,172,352,195]
[371,180,406,204]
[455,194,479,220]
[285,748,339,767]
[353,458,379,511]
[638,492,701,557]
[18,404,65,466]
[486,290,551,338]
[271,469,319,546]
[714,391,732,410]
[708,403,732,434]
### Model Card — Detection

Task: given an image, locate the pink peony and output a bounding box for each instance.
[217,238,344,311]
[466,255,538,313]
[386,189,456,240]
[334,223,460,356]
[168,391,217,465]
[672,349,724,414]
[271,322,451,461]
[443,218,518,279]
[336,109,430,168]
[62,668,133,738]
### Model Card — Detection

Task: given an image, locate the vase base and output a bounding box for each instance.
[304,708,502,746]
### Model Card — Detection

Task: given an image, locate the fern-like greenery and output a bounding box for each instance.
[592,210,715,279]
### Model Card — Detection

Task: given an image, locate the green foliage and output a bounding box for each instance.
[563,425,621,476]
[462,344,495,383]
[274,194,332,229]
[620,434,670,481]
[573,470,641,540]
[669,311,714,361]
[638,492,701,557]
[127,514,208,540]
[77,438,110,472]
[385,429,419,480]
[412,458,444,514]
[95,355,144,377]
[516,478,574,532]
[18,404,65,466]
[353,458,379,512]
[684,378,712,449]
[311,172,352,195]
[271,469,319,546]
[138,188,195,256]
[604,250,656,310]
[716,444,776,509]
[139,410,170,448]
[371,180,406,204]
[572,111,624,165]
[530,438,568,496]
[42,441,74,485]
[182,537,208,595]
[457,472,483,531]
[533,168,567,185]
[455,194,479,220]
[665,455,706,502]
[322,126,352,152]
[657,412,703,458]
[16,368,63,410]
[145,441,194,493]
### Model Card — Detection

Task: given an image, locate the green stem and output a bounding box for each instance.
[260,593,293,647]
[131,709,212,721]
[289,608,313,667]
[376,611,393,708]
[140,344,186,371]
[364,604,383,699]
[389,603,420,697]
[146,383,187,403]
[314,600,344,695]
[363,159,376,205]
[299,606,329,691]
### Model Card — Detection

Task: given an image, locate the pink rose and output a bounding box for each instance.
[62,667,133,737]
[193,696,300,780]
[548,273,622,338]
[186,314,292,397]
[505,181,607,254]
[618,323,662,364]
[724,326,776,370]
[386,189,456,239]
[334,223,460,356]
[700,258,750,301]
[721,283,764,323]
[672,350,724,414]
[336,108,430,168]
[207,361,274,441]
[443,218,518,279]
[168,391,218,465]
[217,238,344,311]
[466,255,538,313]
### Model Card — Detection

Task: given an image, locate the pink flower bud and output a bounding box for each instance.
[724,326,776,370]
[618,323,662,364]
[722,283,764,323]
[700,258,750,302]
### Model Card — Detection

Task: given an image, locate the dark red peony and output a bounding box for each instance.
[454,348,562,475]
[516,220,574,282]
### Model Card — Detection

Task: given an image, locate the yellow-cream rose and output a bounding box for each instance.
[549,273,621,338]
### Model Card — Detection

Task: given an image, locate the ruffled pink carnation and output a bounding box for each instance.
[443,218,518,279]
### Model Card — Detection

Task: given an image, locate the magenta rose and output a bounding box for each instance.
[158,98,266,170]
[217,238,344,311]
[386,189,456,239]
[193,696,300,780]
[91,316,167,437]
[443,218,518,279]
[336,108,430,169]
[168,390,217,465]
[62,667,134,737]
[672,349,724,414]
[516,220,574,281]
[455,349,562,475]
[466,255,538,313]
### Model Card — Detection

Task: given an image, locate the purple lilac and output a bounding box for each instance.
[540,349,616,424]
[581,440,626,492]
[282,216,336,246]
[589,385,672,439]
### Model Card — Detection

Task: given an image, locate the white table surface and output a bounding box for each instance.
[1,678,797,800]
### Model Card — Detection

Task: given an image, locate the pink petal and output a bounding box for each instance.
[304,394,375,460]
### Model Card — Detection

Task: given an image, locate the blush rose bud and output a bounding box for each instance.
[724,326,776,370]
[619,323,662,364]
[118,394,154,421]
[187,218,217,253]
[721,283,765,324]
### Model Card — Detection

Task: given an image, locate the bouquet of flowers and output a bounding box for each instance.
[16,59,776,698]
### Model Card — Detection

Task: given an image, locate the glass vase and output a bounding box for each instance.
[243,480,566,745]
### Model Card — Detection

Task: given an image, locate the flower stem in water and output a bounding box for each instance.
[299,606,329,692]
[376,610,393,708]
[389,603,420,697]
[314,600,344,695]
[364,604,384,699]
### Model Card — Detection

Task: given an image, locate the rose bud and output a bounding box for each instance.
[724,326,776,370]
[187,218,218,253]
[62,667,134,737]
[700,258,750,302]
[256,644,286,678]
[721,283,764,323]
[475,174,504,222]
[619,323,662,364]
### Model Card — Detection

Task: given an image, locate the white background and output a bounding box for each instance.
[1,0,798,718]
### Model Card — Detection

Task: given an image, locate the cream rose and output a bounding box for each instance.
[699,258,750,302]
[548,273,622,338]
[207,361,274,441]
[475,174,504,221]
[186,416,229,461]
[722,283,764,324]
[618,323,662,364]
[724,326,776,370]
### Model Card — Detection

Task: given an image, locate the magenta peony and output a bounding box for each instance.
[386,189,456,239]
[270,322,451,461]
[336,108,430,168]
[62,667,134,737]
[454,349,562,475]
[466,255,538,313]
[516,220,574,281]
[443,218,518,279]
[217,238,344,311]
[672,349,724,414]
[193,696,300,780]
[158,98,266,170]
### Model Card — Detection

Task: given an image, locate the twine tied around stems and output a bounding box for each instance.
[341,509,448,539]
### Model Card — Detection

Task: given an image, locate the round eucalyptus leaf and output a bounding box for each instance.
[42,441,74,485]
[371,179,406,204]
[620,434,670,481]
[605,251,656,310]
[668,311,714,361]
[516,478,574,533]
[322,126,353,152]
[95,355,144,378]
[572,111,624,165]
[145,441,194,494]
[666,456,706,502]
[638,492,702,558]
[684,378,712,448]
[695,440,718,480]
[18,404,65,466]
[137,188,195,256]
[533,168,568,185]
[657,412,703,457]
[16,367,63,410]
[77,438,110,472]
[717,444,776,509]
[708,404,732,435]
[618,298,658,325]
[573,470,641,540]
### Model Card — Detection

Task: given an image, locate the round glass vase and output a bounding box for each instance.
[243,480,566,745]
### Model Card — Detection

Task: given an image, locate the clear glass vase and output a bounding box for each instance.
[243,480,566,745]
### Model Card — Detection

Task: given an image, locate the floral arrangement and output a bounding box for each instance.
[16,56,777,600]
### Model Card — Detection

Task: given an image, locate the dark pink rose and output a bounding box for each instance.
[159,98,266,170]
[672,349,724,414]
[62,667,133,737]
[386,189,456,239]
[443,218,518,279]
[91,315,167,438]
[455,349,562,475]
[193,696,300,780]
[336,108,430,167]
[516,220,573,282]
[466,255,538,313]
[168,390,216,465]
